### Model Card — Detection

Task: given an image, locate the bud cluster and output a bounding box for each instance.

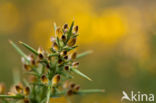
[0,22,104,103]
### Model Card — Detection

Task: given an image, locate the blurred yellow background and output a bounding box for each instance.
[1,0,156,103]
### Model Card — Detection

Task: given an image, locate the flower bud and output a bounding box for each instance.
[73,85,80,92]
[64,56,68,60]
[58,58,63,64]
[67,38,76,47]
[28,54,35,65]
[46,63,50,69]
[60,50,67,56]
[74,25,78,33]
[72,62,79,68]
[67,89,73,96]
[41,75,48,84]
[15,85,23,93]
[24,98,29,103]
[52,42,59,51]
[23,64,31,71]
[63,24,68,29]
[61,35,66,43]
[52,74,60,86]
[0,83,5,94]
[38,47,44,59]
[56,27,62,38]
[64,66,69,71]
[69,83,76,89]
[70,52,77,60]
[24,86,30,96]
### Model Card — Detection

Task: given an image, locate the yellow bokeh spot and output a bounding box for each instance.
[29,20,54,47]
[50,97,68,103]
[0,2,20,34]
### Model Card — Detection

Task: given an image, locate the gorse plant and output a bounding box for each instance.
[0,22,104,103]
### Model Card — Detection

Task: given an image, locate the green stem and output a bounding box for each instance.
[46,86,52,103]
[48,53,59,58]
[0,95,24,99]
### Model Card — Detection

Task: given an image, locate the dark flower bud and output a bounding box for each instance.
[52,74,60,86]
[64,56,68,60]
[46,63,50,69]
[73,85,80,92]
[24,64,31,71]
[74,25,78,33]
[52,42,59,51]
[72,62,79,68]
[60,50,67,56]
[70,83,76,89]
[41,75,48,84]
[61,35,66,43]
[70,52,77,60]
[15,85,23,94]
[67,38,76,47]
[28,54,35,65]
[64,66,69,71]
[63,24,68,29]
[38,47,44,59]
[58,58,63,64]
[38,53,44,59]
[24,87,30,96]
[24,98,29,103]
[67,89,73,96]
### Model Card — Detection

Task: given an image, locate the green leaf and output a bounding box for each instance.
[51,89,104,97]
[48,53,59,58]
[63,45,78,51]
[66,21,74,43]
[0,95,24,99]
[9,40,29,62]
[19,41,38,55]
[77,51,93,59]
[76,89,105,95]
[71,68,92,81]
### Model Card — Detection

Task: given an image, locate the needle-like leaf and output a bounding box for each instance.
[76,89,105,95]
[66,21,74,43]
[77,51,93,59]
[19,41,38,55]
[9,40,29,62]
[0,95,24,99]
[71,68,92,81]
[51,89,104,97]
